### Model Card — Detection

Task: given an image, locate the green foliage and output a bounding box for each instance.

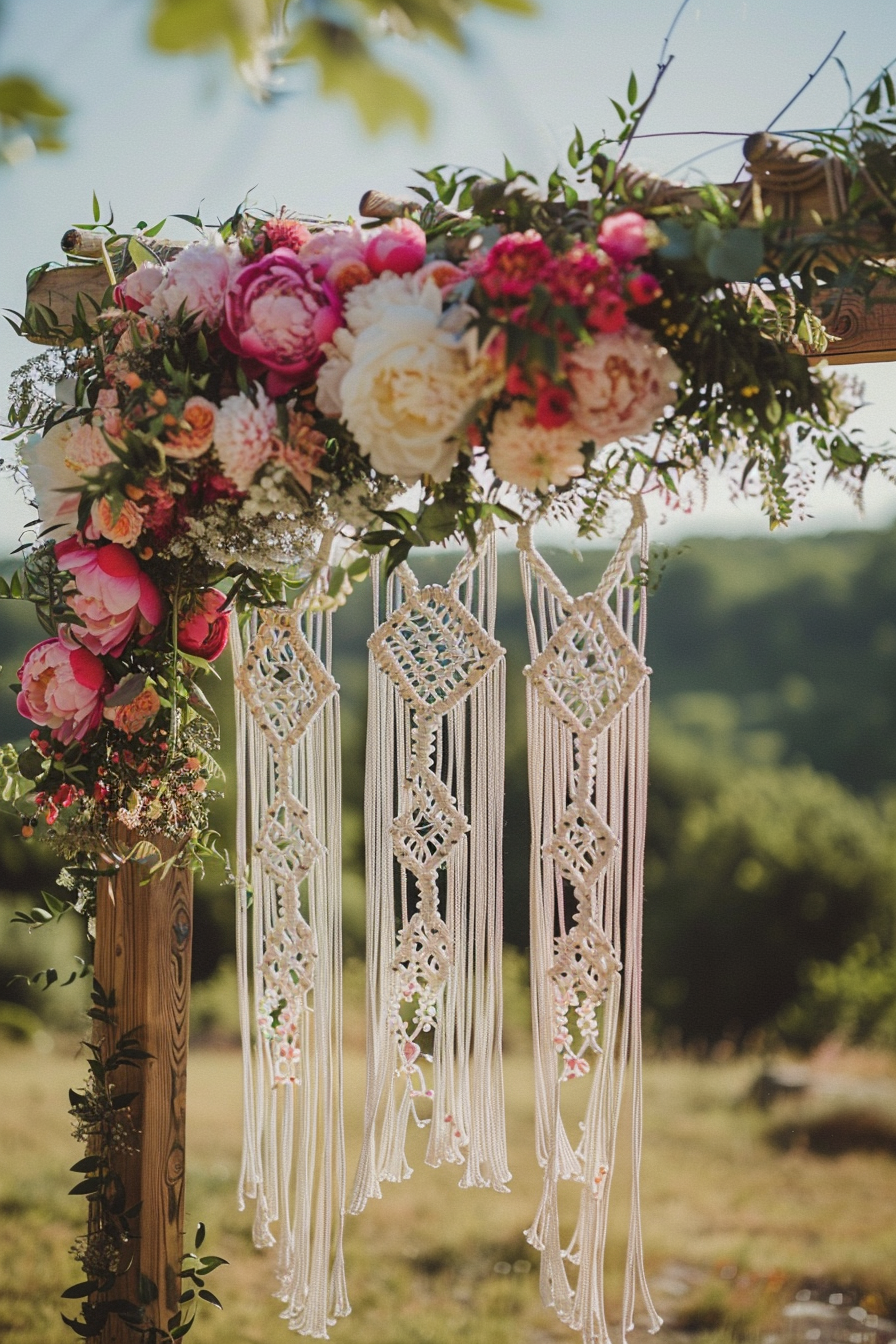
[0,72,68,164]
[146,0,533,134]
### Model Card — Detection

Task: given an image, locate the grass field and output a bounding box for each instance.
[2,1004,895,1344]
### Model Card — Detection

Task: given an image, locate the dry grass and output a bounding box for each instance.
[1,1024,895,1344]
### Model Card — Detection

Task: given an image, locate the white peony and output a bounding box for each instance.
[342,271,436,335]
[214,388,278,490]
[487,401,585,494]
[19,421,83,539]
[148,236,240,329]
[338,295,487,484]
[567,326,679,448]
[315,326,355,416]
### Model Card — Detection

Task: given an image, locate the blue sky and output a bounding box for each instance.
[2,0,896,546]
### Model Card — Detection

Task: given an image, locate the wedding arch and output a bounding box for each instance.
[4,79,896,1343]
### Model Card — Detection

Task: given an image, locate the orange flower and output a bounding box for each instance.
[163,395,216,460]
[105,684,161,735]
[89,496,144,548]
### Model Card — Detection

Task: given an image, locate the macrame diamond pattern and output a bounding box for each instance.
[391,767,468,882]
[256,795,323,891]
[546,800,617,894]
[238,609,337,748]
[389,909,454,1096]
[370,585,502,716]
[529,595,647,738]
[549,913,621,1075]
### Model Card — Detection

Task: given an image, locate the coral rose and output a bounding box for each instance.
[221,248,341,397]
[17,638,110,744]
[55,537,164,657]
[277,410,328,492]
[567,327,679,448]
[300,226,372,294]
[163,396,216,460]
[487,401,585,493]
[364,218,427,278]
[178,589,229,661]
[104,678,161,734]
[88,496,144,547]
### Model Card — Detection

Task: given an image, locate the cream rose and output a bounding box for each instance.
[567,326,679,447]
[337,296,487,484]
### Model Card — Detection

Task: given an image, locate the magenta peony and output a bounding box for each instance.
[178,589,229,661]
[55,537,164,657]
[17,639,110,744]
[475,230,553,301]
[597,211,651,266]
[364,219,427,278]
[221,248,341,397]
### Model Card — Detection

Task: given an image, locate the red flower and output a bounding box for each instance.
[178,589,230,662]
[263,217,311,254]
[587,290,628,334]
[476,230,553,301]
[627,272,662,306]
[505,363,534,397]
[535,384,573,428]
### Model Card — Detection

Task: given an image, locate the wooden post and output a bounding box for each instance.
[93,831,193,1340]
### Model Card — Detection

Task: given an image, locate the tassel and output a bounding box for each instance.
[233,587,349,1338]
[351,532,510,1213]
[519,498,662,1344]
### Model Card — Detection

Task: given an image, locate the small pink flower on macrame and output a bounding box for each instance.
[563,1055,590,1081]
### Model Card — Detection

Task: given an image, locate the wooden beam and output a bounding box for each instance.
[93,832,193,1341]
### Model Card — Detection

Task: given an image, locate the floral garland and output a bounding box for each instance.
[4,115,895,871]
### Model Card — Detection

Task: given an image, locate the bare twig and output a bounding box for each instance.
[614,0,695,173]
[732,30,846,182]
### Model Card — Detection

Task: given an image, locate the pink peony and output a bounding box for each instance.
[17,638,110,744]
[178,589,229,661]
[148,237,238,329]
[214,389,278,490]
[115,262,165,314]
[364,218,427,278]
[221,248,341,397]
[567,327,679,448]
[487,401,585,493]
[597,211,651,266]
[55,537,164,657]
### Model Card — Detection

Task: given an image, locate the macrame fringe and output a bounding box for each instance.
[232,600,349,1338]
[519,498,662,1344]
[351,532,510,1212]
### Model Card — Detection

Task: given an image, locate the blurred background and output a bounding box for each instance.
[1,2,895,1342]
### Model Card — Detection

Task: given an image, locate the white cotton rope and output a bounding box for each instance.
[233,594,349,1339]
[351,532,510,1212]
[518,498,661,1344]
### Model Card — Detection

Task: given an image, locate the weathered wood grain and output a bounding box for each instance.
[93,831,193,1342]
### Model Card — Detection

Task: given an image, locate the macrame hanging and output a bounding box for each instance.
[351,529,510,1210]
[518,497,662,1344]
[232,572,349,1338]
